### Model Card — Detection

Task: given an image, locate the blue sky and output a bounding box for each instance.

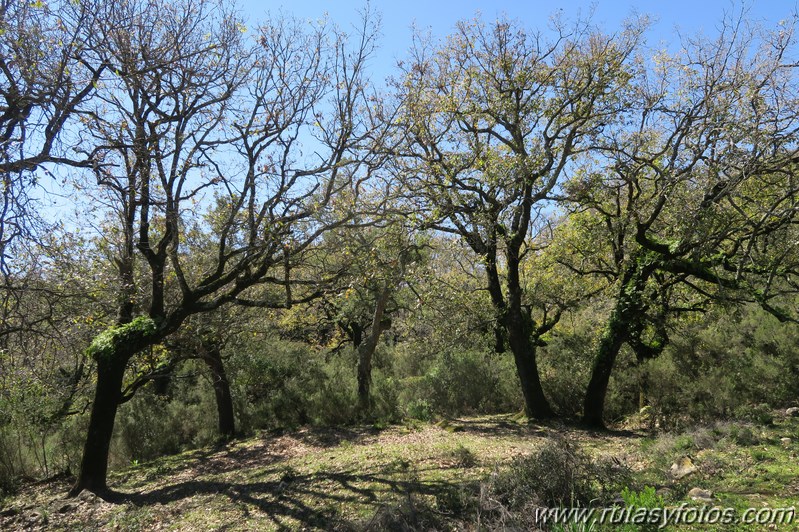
[238,0,797,80]
[39,0,799,226]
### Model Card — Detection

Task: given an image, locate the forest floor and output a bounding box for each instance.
[1,412,798,530]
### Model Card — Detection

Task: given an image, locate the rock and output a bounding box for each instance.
[670,456,698,479]
[780,437,792,447]
[687,487,713,502]
[656,487,673,499]
[56,502,76,514]
[786,407,799,417]
[27,510,46,525]
[77,489,99,503]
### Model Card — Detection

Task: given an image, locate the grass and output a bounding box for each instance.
[0,413,797,530]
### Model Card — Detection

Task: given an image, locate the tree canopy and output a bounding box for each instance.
[1,0,799,500]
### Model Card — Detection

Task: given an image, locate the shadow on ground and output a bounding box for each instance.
[108,463,466,530]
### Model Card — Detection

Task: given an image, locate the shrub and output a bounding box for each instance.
[343,495,448,531]
[728,425,759,446]
[642,305,799,427]
[736,403,774,425]
[487,438,627,509]
[447,444,476,468]
[398,348,520,418]
[615,486,665,532]
[538,305,609,417]
[479,439,631,530]
[113,362,219,465]
[405,399,434,422]
[229,336,333,431]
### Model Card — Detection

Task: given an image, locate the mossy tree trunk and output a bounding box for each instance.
[502,243,556,420]
[582,306,631,428]
[68,353,128,496]
[583,254,656,428]
[506,307,553,419]
[69,318,159,496]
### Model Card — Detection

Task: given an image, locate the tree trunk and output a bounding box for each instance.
[202,345,235,439]
[582,311,629,428]
[356,349,372,414]
[493,323,506,354]
[69,317,162,497]
[503,241,554,420]
[638,379,648,411]
[582,256,653,428]
[357,286,391,416]
[506,309,554,419]
[69,355,127,496]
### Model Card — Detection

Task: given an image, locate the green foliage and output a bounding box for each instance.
[225,334,404,430]
[728,425,759,447]
[398,348,521,418]
[641,305,799,427]
[614,486,665,532]
[86,317,157,360]
[539,308,607,416]
[434,482,479,516]
[737,403,774,426]
[620,485,663,510]
[447,444,476,468]
[405,398,434,422]
[113,372,218,464]
[551,520,599,532]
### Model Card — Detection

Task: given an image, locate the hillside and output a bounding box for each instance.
[1,413,798,531]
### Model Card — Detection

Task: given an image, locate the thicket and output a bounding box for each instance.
[3,299,798,500]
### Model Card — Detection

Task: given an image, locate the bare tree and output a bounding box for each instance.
[0,0,105,272]
[68,0,384,496]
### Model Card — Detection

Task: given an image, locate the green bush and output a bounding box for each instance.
[405,398,434,421]
[480,439,631,530]
[365,367,402,423]
[636,305,799,427]
[617,486,665,532]
[736,403,774,425]
[538,308,606,417]
[0,427,20,500]
[229,336,336,431]
[113,362,219,465]
[398,348,520,418]
[728,425,759,446]
[447,444,476,468]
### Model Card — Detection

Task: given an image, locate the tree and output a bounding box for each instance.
[395,15,645,419]
[0,0,105,273]
[0,2,107,444]
[67,0,383,496]
[323,219,426,415]
[569,11,799,428]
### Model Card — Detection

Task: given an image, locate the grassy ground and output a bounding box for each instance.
[1,412,798,530]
